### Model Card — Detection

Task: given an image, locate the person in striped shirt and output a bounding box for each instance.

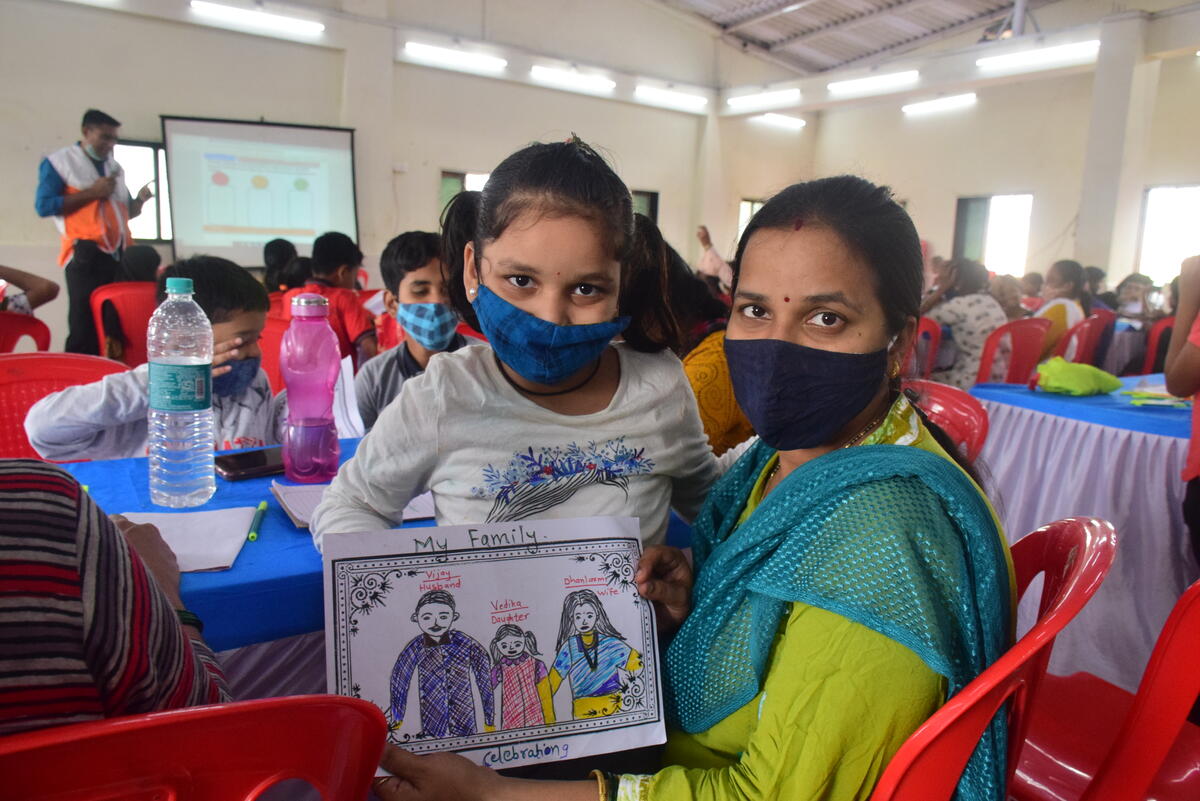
[0,460,229,736]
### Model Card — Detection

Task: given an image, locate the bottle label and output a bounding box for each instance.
[149,362,212,412]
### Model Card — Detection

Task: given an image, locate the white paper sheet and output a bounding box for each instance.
[323,517,665,771]
[120,507,256,572]
[333,356,365,439]
[362,291,387,316]
[271,481,435,528]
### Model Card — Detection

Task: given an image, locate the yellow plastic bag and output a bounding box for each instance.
[1034,357,1123,396]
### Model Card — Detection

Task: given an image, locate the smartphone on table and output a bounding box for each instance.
[215,446,285,481]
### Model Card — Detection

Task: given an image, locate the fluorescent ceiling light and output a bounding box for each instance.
[189,1,324,35]
[751,113,806,131]
[530,65,616,94]
[902,93,978,116]
[464,173,490,191]
[976,40,1100,73]
[404,41,507,74]
[726,88,801,111]
[827,70,919,97]
[634,85,708,111]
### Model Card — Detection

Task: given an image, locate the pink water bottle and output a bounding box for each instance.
[281,293,341,483]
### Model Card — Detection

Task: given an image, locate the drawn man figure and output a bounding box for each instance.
[389,590,494,738]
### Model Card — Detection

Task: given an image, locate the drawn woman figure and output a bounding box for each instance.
[488,624,554,730]
[549,589,641,719]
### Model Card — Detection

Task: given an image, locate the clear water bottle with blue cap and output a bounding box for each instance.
[147,276,215,507]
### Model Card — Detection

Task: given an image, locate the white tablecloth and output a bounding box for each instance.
[979,400,1197,692]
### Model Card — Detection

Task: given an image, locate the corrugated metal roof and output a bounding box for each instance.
[664,0,1067,73]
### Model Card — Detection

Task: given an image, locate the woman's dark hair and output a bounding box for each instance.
[950,258,989,296]
[280,256,314,290]
[380,231,442,295]
[733,175,982,484]
[442,138,680,353]
[1049,259,1091,315]
[262,238,297,291]
[555,590,624,652]
[1083,265,1106,294]
[656,221,729,355]
[158,256,268,323]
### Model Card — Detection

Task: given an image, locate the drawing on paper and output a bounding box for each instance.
[550,590,642,719]
[324,517,664,769]
[490,624,554,730]
[389,590,495,738]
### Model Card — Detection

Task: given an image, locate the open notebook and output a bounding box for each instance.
[120,507,257,572]
[271,481,435,528]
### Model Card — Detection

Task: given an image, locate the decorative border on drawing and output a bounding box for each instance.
[330,537,662,753]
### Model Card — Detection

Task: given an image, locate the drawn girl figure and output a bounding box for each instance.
[549,589,641,718]
[488,624,555,730]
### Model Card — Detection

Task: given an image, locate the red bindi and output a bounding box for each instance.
[793,218,805,230]
[784,296,791,302]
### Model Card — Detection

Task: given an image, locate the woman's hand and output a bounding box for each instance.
[110,515,184,610]
[212,336,244,378]
[636,545,693,635]
[373,745,498,801]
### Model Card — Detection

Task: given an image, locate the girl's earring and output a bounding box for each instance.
[889,361,901,379]
[468,286,477,297]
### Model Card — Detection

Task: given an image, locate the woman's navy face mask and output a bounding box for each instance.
[724,225,904,450]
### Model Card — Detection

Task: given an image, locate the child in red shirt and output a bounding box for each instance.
[282,232,378,369]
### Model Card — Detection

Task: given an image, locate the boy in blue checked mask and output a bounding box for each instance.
[354,232,485,431]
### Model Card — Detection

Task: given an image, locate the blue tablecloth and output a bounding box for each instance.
[62,439,421,652]
[971,374,1188,439]
[65,441,694,654]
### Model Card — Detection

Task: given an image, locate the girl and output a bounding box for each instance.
[1036,259,1090,358]
[549,590,640,720]
[372,176,1013,801]
[489,624,554,730]
[311,139,718,548]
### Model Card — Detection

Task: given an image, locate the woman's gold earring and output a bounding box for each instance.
[889,361,901,379]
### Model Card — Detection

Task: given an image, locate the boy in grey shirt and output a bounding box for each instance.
[355,232,483,430]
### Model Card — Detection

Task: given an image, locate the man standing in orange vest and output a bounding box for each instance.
[35,109,154,354]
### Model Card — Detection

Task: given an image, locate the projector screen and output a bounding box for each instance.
[162,116,357,266]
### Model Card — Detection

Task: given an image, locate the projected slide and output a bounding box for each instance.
[164,117,356,266]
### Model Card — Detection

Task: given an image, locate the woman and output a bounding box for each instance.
[0,461,229,735]
[922,258,1010,389]
[1036,259,1089,358]
[549,590,641,719]
[374,176,1014,801]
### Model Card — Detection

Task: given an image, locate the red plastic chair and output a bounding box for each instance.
[259,315,289,393]
[0,695,386,800]
[1021,296,1045,312]
[903,379,990,462]
[0,311,51,352]
[904,316,943,379]
[357,267,370,288]
[90,281,159,367]
[0,353,126,459]
[869,517,1117,801]
[268,291,286,319]
[1012,577,1200,801]
[1051,315,1105,365]
[975,318,1053,384]
[1139,315,1174,375]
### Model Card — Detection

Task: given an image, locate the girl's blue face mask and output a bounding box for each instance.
[395,302,458,351]
[212,356,261,398]
[471,285,630,385]
[724,337,890,450]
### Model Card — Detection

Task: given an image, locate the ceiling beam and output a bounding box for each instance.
[821,1,1057,72]
[722,0,825,34]
[768,0,947,51]
[647,0,818,74]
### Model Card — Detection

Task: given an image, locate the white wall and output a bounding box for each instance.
[0,0,344,344]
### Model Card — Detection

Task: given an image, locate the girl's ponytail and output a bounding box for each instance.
[441,190,482,329]
[621,213,681,354]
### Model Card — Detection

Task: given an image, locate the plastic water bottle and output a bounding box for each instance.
[147,277,215,507]
[281,293,341,483]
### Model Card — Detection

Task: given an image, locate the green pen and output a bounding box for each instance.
[247,500,268,542]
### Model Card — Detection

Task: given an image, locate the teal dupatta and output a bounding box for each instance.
[666,441,1012,801]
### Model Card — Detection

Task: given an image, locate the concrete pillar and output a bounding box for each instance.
[1075,12,1160,276]
[337,1,395,275]
[691,110,729,263]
